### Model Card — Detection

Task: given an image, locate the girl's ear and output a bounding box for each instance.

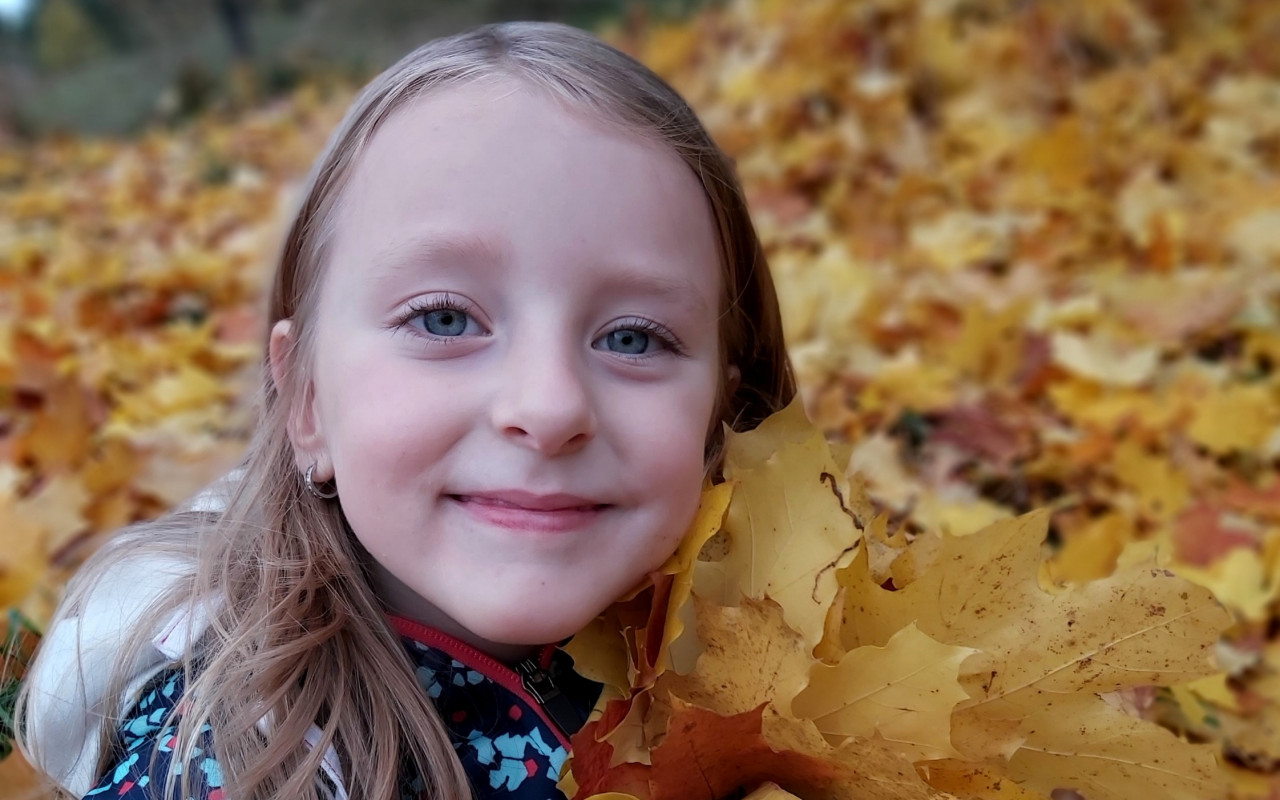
[269,319,331,476]
[725,364,742,398]
[268,318,295,397]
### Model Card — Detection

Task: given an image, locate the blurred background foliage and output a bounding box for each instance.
[2,0,1280,796]
[0,0,707,137]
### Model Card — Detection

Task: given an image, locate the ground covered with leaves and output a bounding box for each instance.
[2,0,1279,797]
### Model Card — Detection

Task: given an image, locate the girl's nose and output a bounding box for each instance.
[490,342,597,456]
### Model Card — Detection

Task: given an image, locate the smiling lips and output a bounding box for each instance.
[449,490,610,533]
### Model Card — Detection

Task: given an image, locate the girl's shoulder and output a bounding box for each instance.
[83,667,224,800]
[88,665,348,800]
[22,546,206,796]
[87,634,603,800]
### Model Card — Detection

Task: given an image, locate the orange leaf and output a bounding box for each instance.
[1172,502,1258,567]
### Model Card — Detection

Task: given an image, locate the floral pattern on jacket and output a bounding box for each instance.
[82,625,601,800]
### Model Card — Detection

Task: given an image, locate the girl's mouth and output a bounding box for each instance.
[448,494,610,533]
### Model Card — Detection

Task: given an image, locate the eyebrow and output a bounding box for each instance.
[594,266,713,317]
[370,232,510,277]
[368,231,714,316]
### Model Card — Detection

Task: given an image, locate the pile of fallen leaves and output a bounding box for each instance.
[607,0,1280,795]
[560,400,1230,799]
[0,88,348,623]
[0,89,350,790]
[2,0,1279,796]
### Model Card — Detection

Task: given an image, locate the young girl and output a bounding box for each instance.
[17,20,794,800]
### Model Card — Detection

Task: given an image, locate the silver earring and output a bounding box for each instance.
[304,463,338,500]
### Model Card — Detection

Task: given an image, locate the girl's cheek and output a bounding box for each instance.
[644,478,705,573]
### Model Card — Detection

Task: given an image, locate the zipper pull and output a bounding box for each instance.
[516,658,586,737]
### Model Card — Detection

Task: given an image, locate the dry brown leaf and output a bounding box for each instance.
[662,595,810,718]
[922,762,1046,800]
[570,698,956,800]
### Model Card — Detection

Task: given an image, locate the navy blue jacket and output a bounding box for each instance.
[83,616,603,799]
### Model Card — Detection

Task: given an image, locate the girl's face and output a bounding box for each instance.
[273,78,724,658]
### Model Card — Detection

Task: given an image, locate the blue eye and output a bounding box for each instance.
[423,308,468,336]
[392,294,484,342]
[593,319,684,359]
[601,329,651,355]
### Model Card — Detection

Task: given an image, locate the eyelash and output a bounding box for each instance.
[602,317,686,359]
[391,294,482,343]
[391,297,686,357]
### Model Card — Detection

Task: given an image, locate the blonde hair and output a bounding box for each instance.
[19,20,795,800]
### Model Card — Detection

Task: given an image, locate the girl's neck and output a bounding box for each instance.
[367,561,541,664]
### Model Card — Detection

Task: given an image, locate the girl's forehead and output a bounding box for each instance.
[324,77,722,301]
[342,79,665,209]
[371,80,671,188]
[383,74,647,145]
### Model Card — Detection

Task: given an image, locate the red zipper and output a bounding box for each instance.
[387,614,572,750]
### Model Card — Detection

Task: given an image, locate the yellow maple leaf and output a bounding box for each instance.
[565,483,732,695]
[1046,511,1130,585]
[858,357,958,416]
[1185,383,1278,455]
[1005,693,1227,800]
[16,379,99,472]
[1110,439,1189,521]
[948,301,1029,384]
[1172,548,1277,622]
[0,496,46,609]
[13,473,91,557]
[1015,118,1095,195]
[840,507,1232,780]
[694,398,864,653]
[844,510,1231,698]
[1186,673,1239,712]
[1046,377,1183,433]
[792,623,977,762]
[655,482,733,676]
[1168,673,1239,730]
[912,495,1013,539]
